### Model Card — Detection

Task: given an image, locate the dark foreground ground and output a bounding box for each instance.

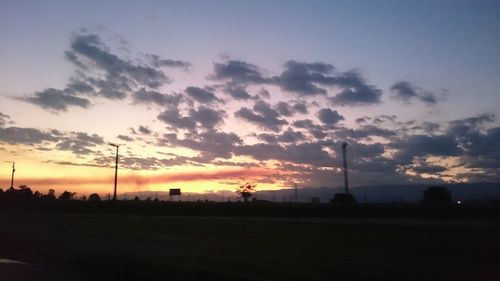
[0,212,499,281]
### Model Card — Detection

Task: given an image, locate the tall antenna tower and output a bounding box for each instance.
[4,161,15,188]
[108,143,120,200]
[342,142,349,194]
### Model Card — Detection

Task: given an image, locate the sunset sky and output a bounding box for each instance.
[1,0,499,195]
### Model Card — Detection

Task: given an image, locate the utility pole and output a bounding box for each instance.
[108,143,120,200]
[342,142,349,194]
[4,161,15,188]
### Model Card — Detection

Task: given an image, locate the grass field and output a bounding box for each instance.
[0,212,499,281]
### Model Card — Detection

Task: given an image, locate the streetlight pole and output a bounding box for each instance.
[342,142,349,194]
[4,161,15,189]
[108,143,119,201]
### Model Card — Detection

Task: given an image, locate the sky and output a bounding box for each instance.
[0,0,499,196]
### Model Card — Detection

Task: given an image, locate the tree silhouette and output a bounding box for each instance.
[43,189,56,201]
[88,193,101,202]
[423,186,453,204]
[236,182,257,202]
[59,190,76,201]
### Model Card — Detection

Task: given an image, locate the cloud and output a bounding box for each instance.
[21,31,188,112]
[0,112,11,127]
[56,132,104,155]
[138,126,151,135]
[258,128,306,144]
[157,109,197,131]
[392,134,462,163]
[67,33,167,89]
[23,88,91,112]
[223,85,254,100]
[334,125,397,140]
[211,59,268,84]
[317,108,344,125]
[0,127,58,145]
[189,106,226,129]
[292,119,327,139]
[15,167,274,187]
[445,114,500,172]
[235,142,334,167]
[160,130,242,160]
[390,81,439,105]
[117,135,134,142]
[148,54,191,69]
[132,88,183,107]
[277,60,335,95]
[234,100,288,132]
[329,85,382,106]
[275,101,308,117]
[275,61,382,106]
[185,86,221,104]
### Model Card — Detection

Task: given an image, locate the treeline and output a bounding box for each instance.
[1,185,500,219]
[0,185,102,202]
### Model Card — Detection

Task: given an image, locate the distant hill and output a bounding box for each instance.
[256,182,500,203]
[123,182,500,203]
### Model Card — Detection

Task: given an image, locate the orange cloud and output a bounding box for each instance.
[15,167,275,187]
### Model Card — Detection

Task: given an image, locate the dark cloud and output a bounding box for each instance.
[68,33,167,89]
[235,142,334,167]
[138,125,151,135]
[185,86,221,104]
[64,79,95,95]
[275,101,308,117]
[160,130,242,160]
[392,134,462,163]
[412,163,447,174]
[276,128,306,143]
[211,59,268,84]
[157,109,197,131]
[420,122,441,134]
[390,81,439,105]
[148,54,191,69]
[22,32,187,111]
[0,112,11,127]
[334,125,397,140]
[275,61,382,106]
[257,128,306,144]
[117,135,134,142]
[56,132,104,155]
[292,119,327,139]
[317,108,344,125]
[460,126,500,169]
[223,85,253,100]
[373,115,397,125]
[258,89,271,99]
[189,106,225,129]
[355,117,369,124]
[328,81,382,106]
[84,76,130,99]
[277,60,334,95]
[234,101,288,132]
[445,114,500,172]
[132,88,183,107]
[0,127,58,145]
[23,88,91,112]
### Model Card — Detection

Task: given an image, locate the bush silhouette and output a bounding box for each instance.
[88,193,101,202]
[59,191,76,201]
[331,193,357,204]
